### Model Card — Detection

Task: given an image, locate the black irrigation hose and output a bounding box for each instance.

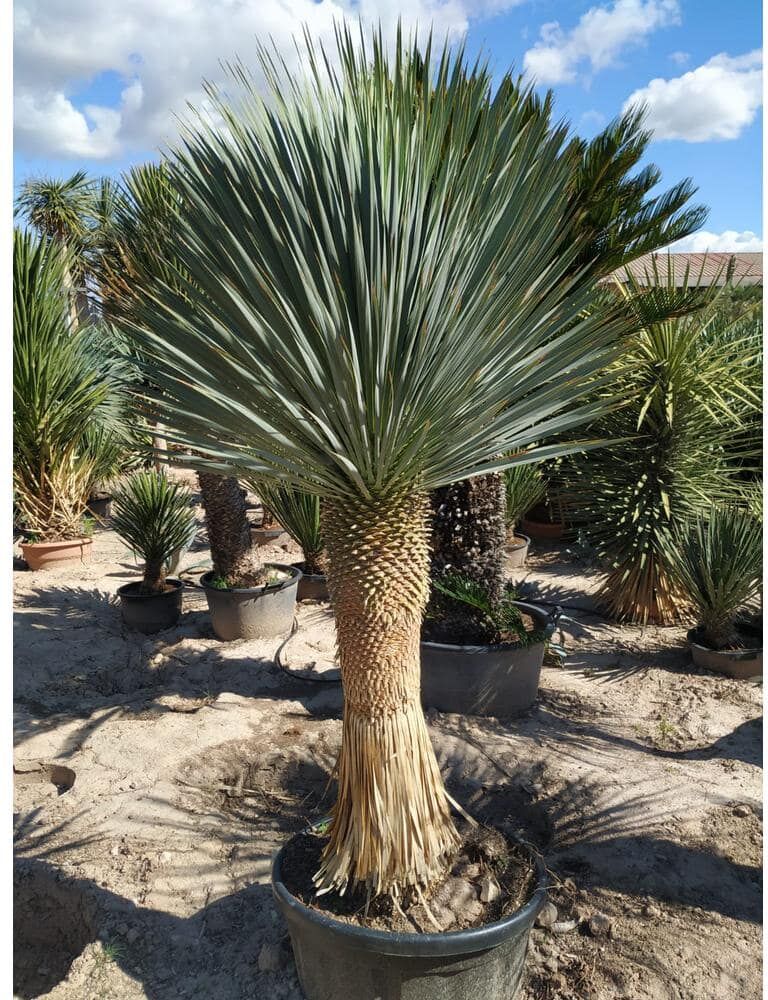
[274,615,342,684]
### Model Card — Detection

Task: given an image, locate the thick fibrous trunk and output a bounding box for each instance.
[317,492,459,896]
[153,423,169,472]
[427,473,507,643]
[143,558,166,594]
[197,472,254,583]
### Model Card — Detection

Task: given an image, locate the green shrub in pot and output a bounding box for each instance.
[112,470,196,594]
[13,229,131,551]
[664,503,762,652]
[504,462,546,538]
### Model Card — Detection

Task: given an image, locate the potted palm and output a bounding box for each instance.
[665,503,762,679]
[424,471,556,715]
[423,575,557,715]
[257,483,327,601]
[503,462,546,569]
[112,470,197,633]
[13,230,128,570]
[197,471,301,640]
[128,29,643,1000]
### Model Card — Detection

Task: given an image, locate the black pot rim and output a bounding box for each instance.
[117,578,183,599]
[687,627,762,656]
[422,600,555,653]
[272,830,547,957]
[290,561,326,582]
[200,562,301,595]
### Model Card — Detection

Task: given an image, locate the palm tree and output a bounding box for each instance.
[125,26,641,896]
[15,171,98,326]
[569,260,762,624]
[427,102,707,631]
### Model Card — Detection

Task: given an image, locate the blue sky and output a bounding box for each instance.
[13,0,762,249]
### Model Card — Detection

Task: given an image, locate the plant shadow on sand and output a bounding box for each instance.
[14,697,762,999]
[14,583,344,756]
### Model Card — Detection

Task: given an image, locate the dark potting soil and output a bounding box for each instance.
[422,610,542,647]
[279,823,538,934]
[692,622,763,652]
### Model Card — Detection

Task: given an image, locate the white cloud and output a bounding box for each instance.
[522,0,680,85]
[623,50,763,141]
[669,50,689,66]
[14,0,522,162]
[669,229,763,253]
[13,91,122,158]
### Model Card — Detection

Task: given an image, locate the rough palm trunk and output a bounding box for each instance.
[153,423,169,472]
[317,492,459,896]
[197,472,254,583]
[143,558,166,595]
[427,473,507,643]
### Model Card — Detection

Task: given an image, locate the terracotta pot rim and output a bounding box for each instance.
[20,537,93,549]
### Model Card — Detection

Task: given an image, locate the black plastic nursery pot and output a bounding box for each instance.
[87,492,113,520]
[506,533,531,570]
[251,525,285,546]
[687,627,763,680]
[272,837,547,1000]
[117,578,183,634]
[292,563,330,602]
[201,563,300,641]
[421,601,556,717]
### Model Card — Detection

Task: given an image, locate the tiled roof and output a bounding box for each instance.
[607,251,763,287]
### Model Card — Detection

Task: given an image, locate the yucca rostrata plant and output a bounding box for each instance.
[664,504,762,650]
[112,470,197,594]
[126,27,638,896]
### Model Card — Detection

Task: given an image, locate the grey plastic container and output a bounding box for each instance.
[506,534,531,570]
[201,563,300,641]
[117,579,183,634]
[688,628,762,679]
[421,601,556,716]
[272,836,546,1000]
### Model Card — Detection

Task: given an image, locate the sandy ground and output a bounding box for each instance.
[13,495,762,1000]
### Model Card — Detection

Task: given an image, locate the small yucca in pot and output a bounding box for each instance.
[112,470,196,594]
[256,483,323,575]
[664,504,762,650]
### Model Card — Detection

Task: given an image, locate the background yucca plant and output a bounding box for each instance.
[255,483,324,575]
[125,26,646,897]
[664,504,762,650]
[111,470,197,594]
[504,462,547,535]
[427,103,706,630]
[13,229,133,541]
[568,261,762,625]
